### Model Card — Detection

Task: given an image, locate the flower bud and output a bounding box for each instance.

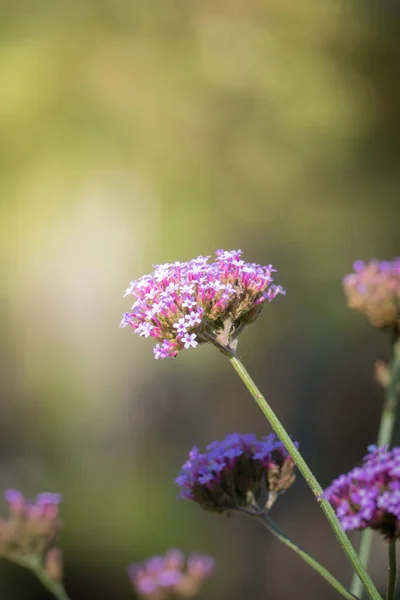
[374,360,391,388]
[44,547,63,582]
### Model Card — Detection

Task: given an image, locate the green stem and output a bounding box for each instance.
[227,353,383,600]
[386,540,397,600]
[351,339,400,598]
[257,513,358,600]
[350,533,374,600]
[377,339,400,447]
[10,556,71,600]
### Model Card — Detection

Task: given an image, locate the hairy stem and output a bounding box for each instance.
[350,535,374,600]
[386,540,397,600]
[227,353,382,600]
[11,556,71,600]
[257,513,358,600]
[351,338,400,598]
[377,339,400,448]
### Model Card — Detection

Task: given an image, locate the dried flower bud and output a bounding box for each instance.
[128,550,214,599]
[343,258,400,329]
[121,249,285,358]
[374,360,391,388]
[175,433,296,515]
[44,546,63,581]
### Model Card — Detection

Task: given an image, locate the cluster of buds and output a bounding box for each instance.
[0,489,63,580]
[175,433,296,515]
[128,549,214,599]
[324,446,400,540]
[343,258,400,329]
[120,249,285,359]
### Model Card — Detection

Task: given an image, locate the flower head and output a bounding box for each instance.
[343,258,400,329]
[0,489,63,578]
[128,549,214,599]
[121,250,285,359]
[324,446,400,540]
[175,433,296,514]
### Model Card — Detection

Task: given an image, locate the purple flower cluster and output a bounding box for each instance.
[343,258,400,328]
[176,433,296,514]
[324,446,400,539]
[121,249,285,359]
[128,549,214,599]
[0,489,63,578]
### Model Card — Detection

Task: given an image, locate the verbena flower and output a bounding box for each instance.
[128,549,214,599]
[0,489,63,579]
[120,249,285,359]
[324,446,400,540]
[175,433,296,514]
[343,258,400,329]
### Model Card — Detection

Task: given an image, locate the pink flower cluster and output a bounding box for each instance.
[128,549,214,600]
[343,258,400,329]
[324,446,400,540]
[121,249,285,359]
[176,433,296,514]
[0,489,63,580]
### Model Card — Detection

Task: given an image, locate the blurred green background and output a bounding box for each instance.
[1,1,400,598]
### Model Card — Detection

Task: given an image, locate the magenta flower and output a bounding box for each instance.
[0,489,63,577]
[128,549,214,599]
[176,433,296,514]
[343,258,400,329]
[324,446,400,540]
[121,249,285,359]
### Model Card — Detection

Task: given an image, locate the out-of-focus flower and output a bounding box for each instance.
[343,258,400,329]
[0,489,63,578]
[128,549,214,599]
[324,446,400,540]
[175,433,296,514]
[121,249,285,359]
